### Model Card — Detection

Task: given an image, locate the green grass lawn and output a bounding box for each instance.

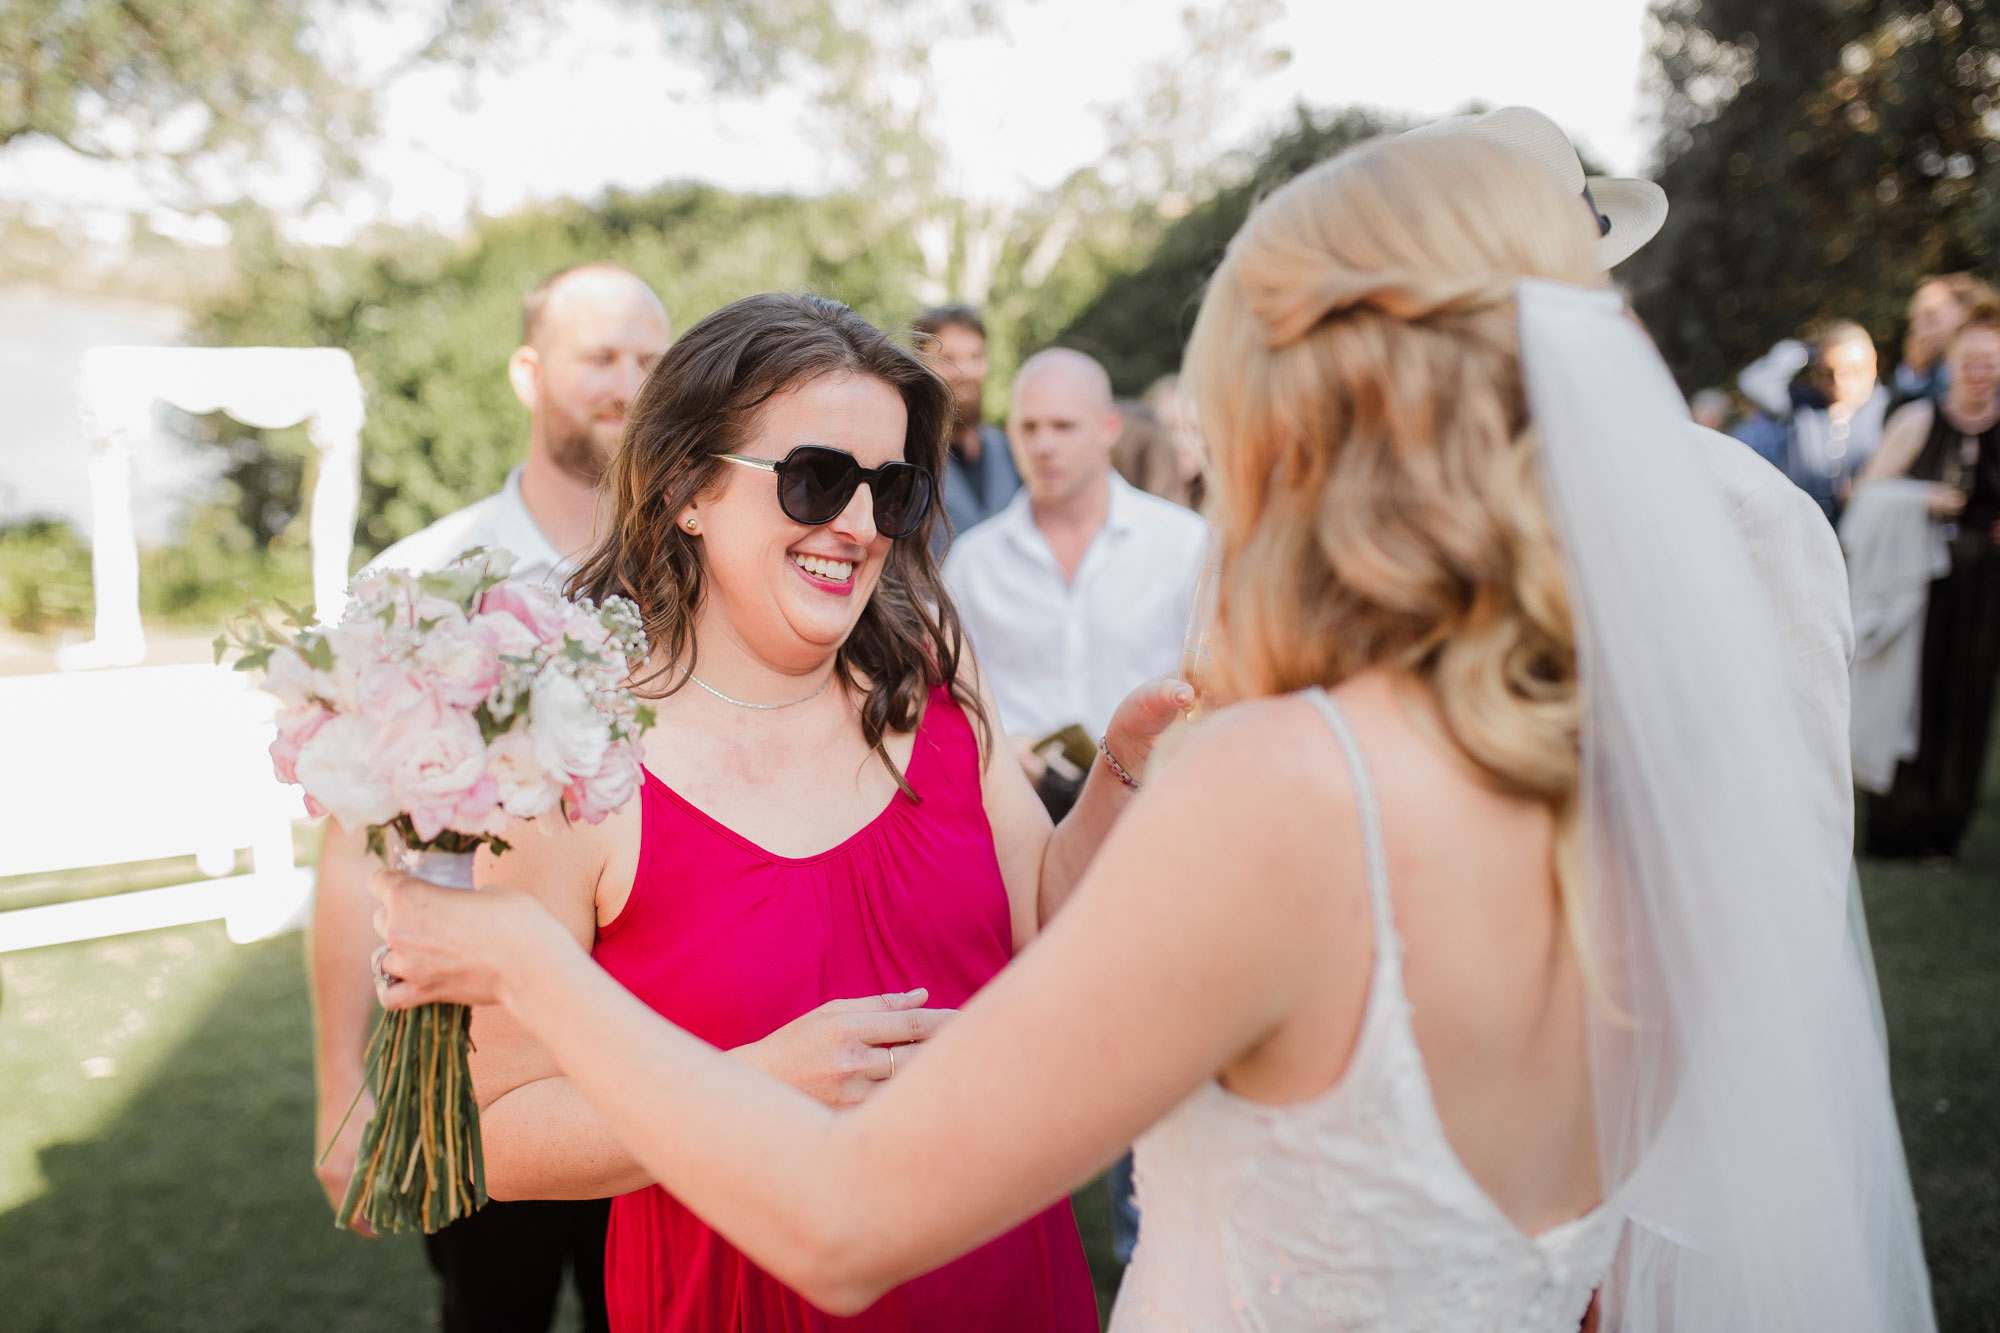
[1,771,1994,1330]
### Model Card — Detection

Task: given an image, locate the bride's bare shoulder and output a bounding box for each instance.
[1145,691,1361,829]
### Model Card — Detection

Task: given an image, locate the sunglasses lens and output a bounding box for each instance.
[878,465,933,538]
[777,447,859,525]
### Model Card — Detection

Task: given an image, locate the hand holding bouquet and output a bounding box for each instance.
[220,548,652,1233]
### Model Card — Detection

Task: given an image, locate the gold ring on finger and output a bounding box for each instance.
[888,1045,897,1079]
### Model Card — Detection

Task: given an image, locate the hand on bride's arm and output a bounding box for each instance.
[736,993,953,1109]
[372,870,955,1113]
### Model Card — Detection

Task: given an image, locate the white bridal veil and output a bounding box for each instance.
[1516,280,1935,1332]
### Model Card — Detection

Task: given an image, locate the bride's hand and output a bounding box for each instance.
[736,992,956,1109]
[369,869,574,1011]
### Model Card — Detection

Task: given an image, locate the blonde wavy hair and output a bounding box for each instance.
[1186,133,1605,952]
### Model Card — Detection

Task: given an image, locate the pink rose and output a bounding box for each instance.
[414,618,501,708]
[481,582,568,646]
[565,740,643,825]
[270,703,333,785]
[354,661,442,728]
[383,711,488,843]
[471,608,542,661]
[487,731,563,820]
[449,773,509,839]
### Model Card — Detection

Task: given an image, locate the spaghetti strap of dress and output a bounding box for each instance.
[1300,686,1405,989]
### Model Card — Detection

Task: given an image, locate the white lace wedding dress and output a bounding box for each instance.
[1107,688,1622,1332]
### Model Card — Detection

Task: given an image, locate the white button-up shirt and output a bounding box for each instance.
[364,467,574,587]
[944,474,1211,739]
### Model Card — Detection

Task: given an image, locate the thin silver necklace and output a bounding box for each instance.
[679,662,833,710]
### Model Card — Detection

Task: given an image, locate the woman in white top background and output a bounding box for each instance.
[368,132,1932,1331]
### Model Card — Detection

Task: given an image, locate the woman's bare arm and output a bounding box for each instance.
[467,807,957,1201]
[967,645,1194,950]
[1859,399,1935,485]
[377,696,1361,1312]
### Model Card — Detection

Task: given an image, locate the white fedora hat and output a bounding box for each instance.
[1409,106,1669,270]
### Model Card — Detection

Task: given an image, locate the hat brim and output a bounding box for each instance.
[1592,177,1668,270]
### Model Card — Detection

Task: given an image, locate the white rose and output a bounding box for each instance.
[263,644,320,709]
[293,714,399,829]
[529,670,610,782]
[487,731,563,820]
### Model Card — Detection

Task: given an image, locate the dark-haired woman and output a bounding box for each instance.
[462,293,1181,1332]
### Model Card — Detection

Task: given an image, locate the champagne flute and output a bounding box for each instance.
[1178,554,1221,723]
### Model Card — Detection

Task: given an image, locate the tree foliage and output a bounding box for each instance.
[1626,0,2000,390]
[0,0,913,208]
[195,184,942,562]
[1053,106,1410,395]
[0,0,366,176]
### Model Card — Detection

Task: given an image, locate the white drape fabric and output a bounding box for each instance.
[1518,279,1933,1332]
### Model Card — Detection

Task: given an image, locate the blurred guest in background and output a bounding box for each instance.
[1855,301,2000,859]
[914,305,1020,554]
[1141,372,1208,510]
[944,349,1208,815]
[1741,321,1891,524]
[1891,272,1995,410]
[1108,397,1185,503]
[1729,370,1792,468]
[1690,386,1731,433]
[313,263,671,1333]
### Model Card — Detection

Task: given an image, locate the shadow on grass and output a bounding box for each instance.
[0,933,442,1333]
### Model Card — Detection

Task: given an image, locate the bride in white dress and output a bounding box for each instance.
[370,132,1933,1331]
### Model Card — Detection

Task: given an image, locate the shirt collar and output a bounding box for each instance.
[1003,470,1139,550]
[494,467,570,575]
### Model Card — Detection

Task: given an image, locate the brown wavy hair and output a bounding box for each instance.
[1185,133,1604,959]
[569,292,986,789]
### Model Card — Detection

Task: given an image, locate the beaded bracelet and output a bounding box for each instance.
[1098,734,1142,791]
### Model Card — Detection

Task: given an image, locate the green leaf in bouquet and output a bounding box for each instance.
[212,632,228,665]
[232,647,276,672]
[633,703,657,732]
[299,635,336,673]
[418,569,480,606]
[472,703,513,745]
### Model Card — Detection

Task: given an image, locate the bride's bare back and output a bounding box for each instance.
[1220,671,1599,1239]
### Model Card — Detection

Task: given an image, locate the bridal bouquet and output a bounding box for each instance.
[218,548,653,1233]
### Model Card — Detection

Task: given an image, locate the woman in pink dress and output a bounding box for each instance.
[453,292,1183,1331]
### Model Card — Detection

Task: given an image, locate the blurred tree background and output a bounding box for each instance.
[11,0,2000,625]
[1055,105,1410,394]
[1626,0,2000,390]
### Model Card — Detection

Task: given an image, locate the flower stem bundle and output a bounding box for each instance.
[221,548,653,1234]
[339,1000,486,1233]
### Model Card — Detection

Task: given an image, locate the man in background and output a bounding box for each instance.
[943,347,1208,804]
[312,264,670,1333]
[914,305,1020,554]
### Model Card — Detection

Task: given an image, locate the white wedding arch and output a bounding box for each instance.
[0,347,363,954]
[62,345,364,668]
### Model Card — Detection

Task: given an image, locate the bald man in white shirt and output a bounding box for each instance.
[944,348,1210,791]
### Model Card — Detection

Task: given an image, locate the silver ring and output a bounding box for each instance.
[887,1045,897,1079]
[371,943,399,989]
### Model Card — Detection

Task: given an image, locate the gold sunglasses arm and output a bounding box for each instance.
[716,453,780,473]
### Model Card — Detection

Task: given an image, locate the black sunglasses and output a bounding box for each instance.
[716,445,934,539]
